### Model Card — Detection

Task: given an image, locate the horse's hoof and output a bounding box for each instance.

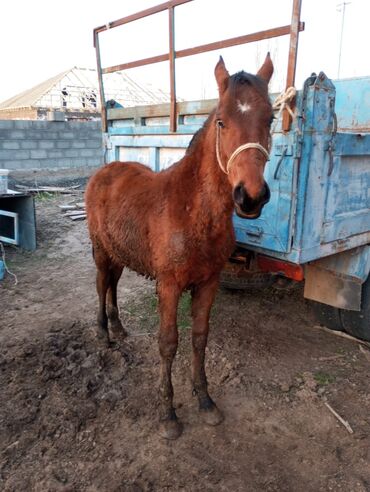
[158,419,183,440]
[110,323,128,342]
[200,405,224,426]
[96,327,110,346]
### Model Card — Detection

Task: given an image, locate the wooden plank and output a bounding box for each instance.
[70,214,87,221]
[107,99,217,121]
[63,210,86,217]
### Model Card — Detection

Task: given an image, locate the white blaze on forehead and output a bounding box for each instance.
[237,100,251,113]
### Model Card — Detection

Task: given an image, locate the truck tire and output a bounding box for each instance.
[340,275,370,342]
[312,302,344,331]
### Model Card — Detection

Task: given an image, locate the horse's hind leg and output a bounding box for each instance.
[191,275,224,426]
[107,265,128,340]
[93,244,111,345]
[95,267,110,345]
[157,279,182,440]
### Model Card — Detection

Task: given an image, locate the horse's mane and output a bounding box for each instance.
[229,71,267,96]
[185,108,216,157]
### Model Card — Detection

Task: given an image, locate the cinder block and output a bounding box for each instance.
[65,149,79,158]
[0,149,15,159]
[0,121,14,129]
[28,131,43,139]
[13,150,30,160]
[13,120,32,129]
[32,121,49,130]
[9,130,25,139]
[56,141,71,149]
[85,139,102,149]
[59,132,74,139]
[2,141,20,150]
[72,141,86,149]
[87,157,104,167]
[21,141,38,150]
[47,150,64,158]
[25,159,41,169]
[80,149,98,158]
[70,157,88,168]
[39,140,55,149]
[30,149,47,159]
[3,159,40,170]
[39,158,60,169]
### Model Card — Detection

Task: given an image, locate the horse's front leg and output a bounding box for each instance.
[191,275,224,426]
[157,280,182,440]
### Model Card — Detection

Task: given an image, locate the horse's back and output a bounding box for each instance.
[86,160,155,210]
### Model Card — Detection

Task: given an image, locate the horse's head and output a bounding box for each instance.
[214,54,274,219]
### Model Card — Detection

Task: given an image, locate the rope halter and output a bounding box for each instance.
[215,121,270,175]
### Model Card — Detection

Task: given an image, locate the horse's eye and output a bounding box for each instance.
[269,115,275,127]
[216,119,225,128]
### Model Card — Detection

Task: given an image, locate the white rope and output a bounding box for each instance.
[226,143,269,173]
[271,86,301,134]
[216,123,270,175]
[0,241,18,285]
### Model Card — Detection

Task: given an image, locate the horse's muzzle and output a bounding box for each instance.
[233,182,270,219]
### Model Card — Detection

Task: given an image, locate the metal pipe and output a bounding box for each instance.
[94,31,107,134]
[169,7,177,132]
[94,0,192,35]
[337,2,351,79]
[102,23,304,75]
[282,0,303,132]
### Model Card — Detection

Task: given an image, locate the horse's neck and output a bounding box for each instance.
[173,121,234,220]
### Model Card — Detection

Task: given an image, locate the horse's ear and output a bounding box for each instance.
[215,56,229,95]
[257,52,274,83]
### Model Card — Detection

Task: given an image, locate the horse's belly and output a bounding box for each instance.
[105,217,155,278]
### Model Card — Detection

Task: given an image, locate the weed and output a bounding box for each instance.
[35,192,57,201]
[314,371,336,386]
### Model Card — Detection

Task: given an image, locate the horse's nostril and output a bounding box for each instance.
[233,184,245,206]
[263,183,270,204]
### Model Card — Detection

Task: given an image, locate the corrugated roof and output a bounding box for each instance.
[0,67,170,111]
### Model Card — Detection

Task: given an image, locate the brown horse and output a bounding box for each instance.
[85,55,273,439]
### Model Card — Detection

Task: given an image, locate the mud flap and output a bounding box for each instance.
[304,245,370,311]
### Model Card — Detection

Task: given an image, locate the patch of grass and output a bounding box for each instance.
[124,291,193,332]
[177,292,192,331]
[314,371,336,386]
[35,191,57,201]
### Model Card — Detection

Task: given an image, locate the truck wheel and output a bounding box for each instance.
[340,275,370,342]
[312,302,344,331]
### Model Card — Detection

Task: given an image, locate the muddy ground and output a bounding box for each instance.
[1,194,370,492]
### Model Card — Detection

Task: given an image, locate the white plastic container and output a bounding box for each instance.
[0,169,9,194]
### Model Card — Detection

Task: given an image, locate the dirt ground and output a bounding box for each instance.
[1,194,370,492]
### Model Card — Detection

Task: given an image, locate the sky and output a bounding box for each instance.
[1,0,369,103]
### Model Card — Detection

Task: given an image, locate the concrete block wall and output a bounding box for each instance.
[0,120,103,171]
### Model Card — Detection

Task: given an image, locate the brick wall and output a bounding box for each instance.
[0,120,103,171]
